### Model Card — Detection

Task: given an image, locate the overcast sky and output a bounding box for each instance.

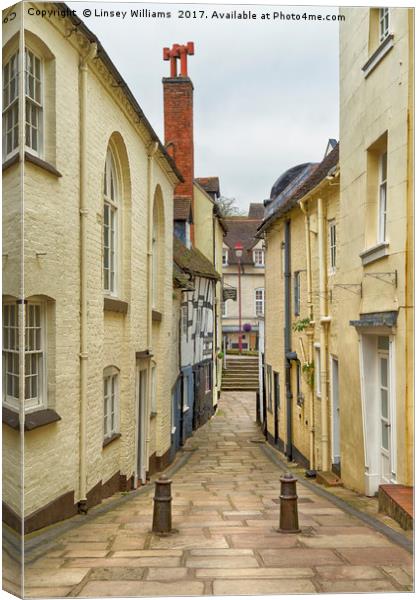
[67,2,339,212]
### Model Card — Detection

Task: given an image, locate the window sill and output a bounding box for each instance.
[152,310,162,322]
[2,152,63,178]
[25,152,62,177]
[360,241,389,266]
[2,406,61,431]
[104,297,129,314]
[362,34,394,78]
[103,432,121,448]
[136,350,154,360]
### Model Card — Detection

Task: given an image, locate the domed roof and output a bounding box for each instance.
[270,163,313,200]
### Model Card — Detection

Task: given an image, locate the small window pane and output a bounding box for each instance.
[378,336,389,351]
[380,357,388,387]
[381,389,388,419]
[381,421,389,450]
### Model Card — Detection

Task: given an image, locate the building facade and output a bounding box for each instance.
[260,7,413,498]
[260,143,340,472]
[337,6,413,495]
[222,204,265,352]
[163,48,225,452]
[2,4,223,535]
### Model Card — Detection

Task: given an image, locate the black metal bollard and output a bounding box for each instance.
[152,474,172,534]
[277,472,301,533]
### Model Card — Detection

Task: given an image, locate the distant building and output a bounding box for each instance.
[222,206,265,352]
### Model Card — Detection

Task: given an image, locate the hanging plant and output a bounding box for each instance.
[217,351,224,359]
[302,360,315,388]
[292,317,311,332]
[243,323,252,332]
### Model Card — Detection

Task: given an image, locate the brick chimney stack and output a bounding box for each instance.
[163,43,195,239]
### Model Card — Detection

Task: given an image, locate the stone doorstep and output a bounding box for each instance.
[316,471,343,487]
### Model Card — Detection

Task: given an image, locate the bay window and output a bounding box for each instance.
[3,301,45,412]
[2,47,43,160]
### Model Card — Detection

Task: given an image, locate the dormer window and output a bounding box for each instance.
[222,248,229,267]
[253,249,264,267]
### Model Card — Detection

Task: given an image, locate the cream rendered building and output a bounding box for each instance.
[260,6,413,499]
[260,143,340,472]
[2,2,181,532]
[338,7,413,495]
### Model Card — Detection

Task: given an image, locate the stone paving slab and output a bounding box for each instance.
[78,580,206,596]
[196,568,314,579]
[212,578,317,595]
[20,391,414,597]
[318,579,398,593]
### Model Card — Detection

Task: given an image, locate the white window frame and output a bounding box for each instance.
[24,48,43,156]
[378,151,387,243]
[222,248,229,267]
[204,362,212,393]
[253,248,264,267]
[103,148,119,296]
[379,8,390,42]
[103,366,119,439]
[182,304,188,336]
[2,51,19,160]
[2,301,47,413]
[314,344,321,398]
[255,288,264,316]
[328,219,337,273]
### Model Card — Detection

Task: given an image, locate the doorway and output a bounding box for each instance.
[378,338,391,483]
[331,356,340,475]
[136,368,147,485]
[274,372,280,446]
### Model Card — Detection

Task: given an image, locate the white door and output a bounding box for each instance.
[331,357,340,465]
[378,337,391,483]
[137,369,147,484]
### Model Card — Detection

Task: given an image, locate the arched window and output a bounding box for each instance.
[152,217,158,309]
[151,186,164,311]
[103,148,119,295]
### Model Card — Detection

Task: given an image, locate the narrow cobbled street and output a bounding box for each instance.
[21,392,413,596]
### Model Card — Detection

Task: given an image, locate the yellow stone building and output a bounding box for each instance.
[260,6,413,499]
[259,143,340,472]
[337,6,413,495]
[2,3,181,532]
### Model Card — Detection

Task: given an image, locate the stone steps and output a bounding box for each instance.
[222,358,260,391]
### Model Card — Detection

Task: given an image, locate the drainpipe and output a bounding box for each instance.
[284,220,293,460]
[299,200,315,470]
[146,142,158,476]
[78,42,97,513]
[317,197,330,473]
